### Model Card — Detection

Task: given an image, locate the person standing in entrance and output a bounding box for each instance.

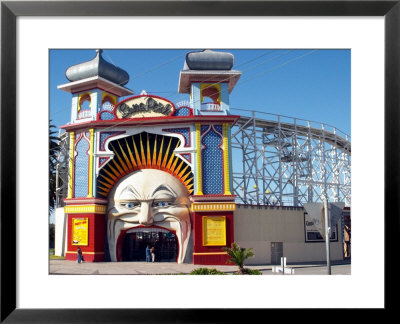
[77,247,83,264]
[145,245,151,262]
[151,246,155,262]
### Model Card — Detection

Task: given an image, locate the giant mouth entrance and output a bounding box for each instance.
[121,228,178,262]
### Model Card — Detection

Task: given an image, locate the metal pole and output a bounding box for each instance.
[323,197,331,275]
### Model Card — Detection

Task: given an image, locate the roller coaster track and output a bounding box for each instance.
[230,108,351,207]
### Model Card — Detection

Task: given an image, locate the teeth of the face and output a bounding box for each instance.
[126,227,170,234]
[168,220,190,264]
[108,220,127,262]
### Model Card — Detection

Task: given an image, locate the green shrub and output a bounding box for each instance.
[233,268,262,275]
[49,249,65,260]
[190,268,226,275]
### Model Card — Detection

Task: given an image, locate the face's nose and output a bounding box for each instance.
[138,202,153,225]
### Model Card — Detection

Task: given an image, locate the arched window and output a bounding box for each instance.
[101,95,116,112]
[200,84,222,111]
[78,93,91,119]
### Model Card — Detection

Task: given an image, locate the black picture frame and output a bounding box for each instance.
[1,0,398,322]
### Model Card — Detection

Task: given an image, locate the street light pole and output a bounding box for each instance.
[323,197,331,275]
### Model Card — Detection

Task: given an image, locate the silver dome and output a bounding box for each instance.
[184,49,234,71]
[66,49,130,86]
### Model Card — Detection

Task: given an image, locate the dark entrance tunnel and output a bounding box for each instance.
[121,229,178,262]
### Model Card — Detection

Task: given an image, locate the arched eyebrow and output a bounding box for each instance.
[151,185,177,197]
[119,185,141,200]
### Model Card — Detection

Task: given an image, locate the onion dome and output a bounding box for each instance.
[178,49,241,94]
[184,49,234,71]
[65,49,130,86]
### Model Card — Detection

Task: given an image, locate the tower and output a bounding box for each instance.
[57,50,133,261]
[59,49,133,124]
[178,49,242,264]
[178,49,241,116]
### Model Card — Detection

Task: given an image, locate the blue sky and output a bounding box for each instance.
[49,49,350,136]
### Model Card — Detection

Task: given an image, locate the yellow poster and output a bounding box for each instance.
[72,218,89,246]
[202,216,226,246]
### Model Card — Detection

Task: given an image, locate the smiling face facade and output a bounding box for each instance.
[107,169,192,263]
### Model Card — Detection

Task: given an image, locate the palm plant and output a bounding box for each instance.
[222,242,255,274]
[49,121,60,215]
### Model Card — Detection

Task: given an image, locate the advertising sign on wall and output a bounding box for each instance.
[202,216,226,246]
[304,213,338,242]
[72,218,89,246]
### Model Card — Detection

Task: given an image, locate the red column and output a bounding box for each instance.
[192,210,234,265]
[65,213,106,262]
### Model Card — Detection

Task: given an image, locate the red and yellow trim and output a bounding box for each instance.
[191,202,236,212]
[195,123,203,195]
[68,131,75,198]
[222,123,232,195]
[65,205,107,214]
[87,128,94,198]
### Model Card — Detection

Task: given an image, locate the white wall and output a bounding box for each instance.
[54,207,66,256]
[234,205,344,265]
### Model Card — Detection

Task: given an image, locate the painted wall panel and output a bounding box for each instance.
[234,206,344,265]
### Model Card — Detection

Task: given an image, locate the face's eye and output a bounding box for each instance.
[152,201,172,208]
[120,201,140,209]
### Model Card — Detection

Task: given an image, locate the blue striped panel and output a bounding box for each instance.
[74,136,89,197]
[201,129,223,194]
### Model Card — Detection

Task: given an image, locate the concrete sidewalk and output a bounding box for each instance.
[49,259,351,275]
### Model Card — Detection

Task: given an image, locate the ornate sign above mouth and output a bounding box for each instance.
[115,95,174,119]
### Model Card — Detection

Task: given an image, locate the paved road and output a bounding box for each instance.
[50,259,350,275]
[261,264,351,275]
